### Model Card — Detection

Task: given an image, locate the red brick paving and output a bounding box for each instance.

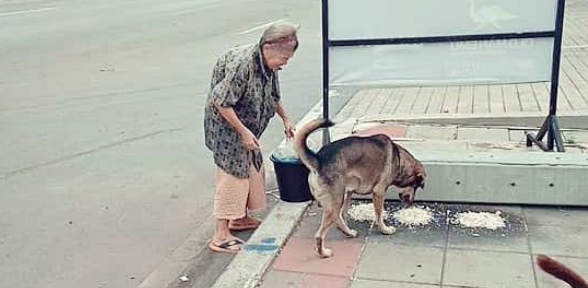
[353,124,408,139]
[272,237,364,277]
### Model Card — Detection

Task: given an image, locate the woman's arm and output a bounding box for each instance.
[214,103,260,151]
[276,100,295,139]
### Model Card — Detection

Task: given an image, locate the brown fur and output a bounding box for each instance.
[294,119,425,258]
[537,255,588,288]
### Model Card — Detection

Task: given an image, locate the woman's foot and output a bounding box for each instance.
[229,216,262,231]
[208,237,244,254]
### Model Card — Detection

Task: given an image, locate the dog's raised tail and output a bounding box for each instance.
[537,255,588,288]
[294,118,334,171]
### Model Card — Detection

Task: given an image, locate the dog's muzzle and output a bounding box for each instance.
[399,191,414,207]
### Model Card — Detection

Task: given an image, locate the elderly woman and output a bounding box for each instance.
[204,23,298,253]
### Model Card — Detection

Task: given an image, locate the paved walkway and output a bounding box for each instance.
[256,1,588,284]
[255,103,588,288]
[260,202,588,288]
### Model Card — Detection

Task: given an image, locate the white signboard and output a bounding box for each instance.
[327,0,557,86]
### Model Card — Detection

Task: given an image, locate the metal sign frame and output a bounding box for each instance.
[321,0,567,152]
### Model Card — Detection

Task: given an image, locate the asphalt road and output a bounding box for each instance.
[0,0,327,287]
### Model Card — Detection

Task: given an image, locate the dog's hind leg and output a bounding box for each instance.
[336,191,357,238]
[373,192,395,235]
[342,191,353,213]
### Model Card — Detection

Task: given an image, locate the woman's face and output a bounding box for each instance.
[262,45,296,71]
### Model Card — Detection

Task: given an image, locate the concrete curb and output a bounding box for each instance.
[210,100,325,288]
[210,201,311,288]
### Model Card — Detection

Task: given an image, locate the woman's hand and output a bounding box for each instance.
[240,129,261,150]
[283,118,296,140]
[276,100,295,140]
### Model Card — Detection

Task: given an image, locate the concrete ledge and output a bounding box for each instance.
[416,163,588,206]
[395,150,588,206]
[413,150,588,166]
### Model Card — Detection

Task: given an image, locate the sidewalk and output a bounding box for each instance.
[206,117,588,288]
[210,90,588,288]
[209,0,588,286]
[259,201,588,288]
[211,82,588,288]
[250,118,588,288]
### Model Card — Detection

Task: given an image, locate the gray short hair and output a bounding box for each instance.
[260,22,299,51]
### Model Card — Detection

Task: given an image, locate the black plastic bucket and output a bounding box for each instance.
[270,154,314,202]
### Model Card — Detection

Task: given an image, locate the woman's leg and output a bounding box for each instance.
[229,164,266,230]
[210,167,249,252]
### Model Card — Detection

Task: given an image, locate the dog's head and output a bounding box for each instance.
[395,162,426,207]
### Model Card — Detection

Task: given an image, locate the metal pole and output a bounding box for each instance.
[552,117,565,152]
[549,0,566,117]
[321,0,331,144]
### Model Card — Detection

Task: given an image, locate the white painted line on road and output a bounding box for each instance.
[237,18,287,35]
[0,7,56,17]
[166,4,222,16]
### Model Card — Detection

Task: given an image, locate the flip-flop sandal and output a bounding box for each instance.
[208,239,243,254]
[229,220,261,231]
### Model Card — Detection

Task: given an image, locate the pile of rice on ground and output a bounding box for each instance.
[347,203,435,226]
[454,211,506,230]
[347,203,387,222]
[347,202,507,231]
[392,206,434,226]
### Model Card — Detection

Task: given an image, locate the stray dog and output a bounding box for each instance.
[294,119,426,258]
[537,255,588,288]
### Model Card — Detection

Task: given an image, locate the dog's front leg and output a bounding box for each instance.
[373,192,395,235]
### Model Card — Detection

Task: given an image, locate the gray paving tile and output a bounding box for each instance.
[524,207,588,227]
[369,202,448,248]
[563,131,588,143]
[398,140,469,152]
[509,129,538,142]
[355,242,444,285]
[444,249,535,288]
[260,270,349,288]
[457,128,510,142]
[351,279,440,288]
[529,225,588,257]
[564,145,588,154]
[259,270,304,288]
[370,224,448,249]
[447,204,526,225]
[468,141,525,152]
[533,255,588,288]
[406,125,457,140]
[448,223,529,253]
[293,202,370,242]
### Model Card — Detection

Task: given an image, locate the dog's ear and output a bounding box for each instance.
[414,164,424,177]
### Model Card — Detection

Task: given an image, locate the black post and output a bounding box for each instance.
[525,0,566,152]
[548,0,566,151]
[321,0,331,145]
[549,0,566,118]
